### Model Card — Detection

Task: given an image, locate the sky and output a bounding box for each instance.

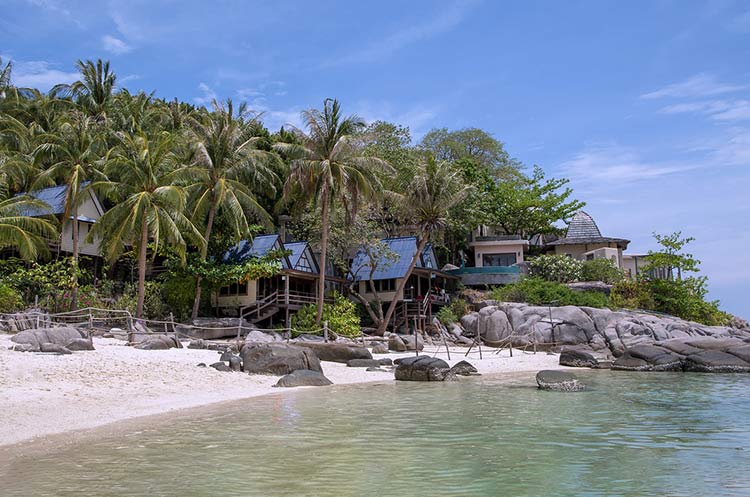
[2,0,749,317]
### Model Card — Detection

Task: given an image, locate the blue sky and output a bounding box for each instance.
[2,0,749,317]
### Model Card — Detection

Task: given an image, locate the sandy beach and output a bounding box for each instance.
[0,334,564,448]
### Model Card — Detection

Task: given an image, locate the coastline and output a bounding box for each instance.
[0,334,565,450]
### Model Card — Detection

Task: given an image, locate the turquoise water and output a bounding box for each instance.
[2,371,750,497]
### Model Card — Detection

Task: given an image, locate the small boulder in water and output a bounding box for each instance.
[449,360,479,376]
[536,370,585,392]
[274,369,332,387]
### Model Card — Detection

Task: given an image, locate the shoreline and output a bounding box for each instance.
[0,334,565,452]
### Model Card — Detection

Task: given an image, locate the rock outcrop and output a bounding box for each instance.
[394,356,452,381]
[536,370,585,392]
[294,342,372,363]
[10,327,86,351]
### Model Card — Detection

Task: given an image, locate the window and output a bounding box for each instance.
[367,279,396,293]
[219,281,248,297]
[482,253,517,267]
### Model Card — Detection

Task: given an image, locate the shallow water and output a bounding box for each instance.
[2,371,750,497]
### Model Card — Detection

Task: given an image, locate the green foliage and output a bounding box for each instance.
[292,292,361,338]
[436,306,458,326]
[610,279,654,310]
[528,255,582,283]
[491,277,609,308]
[0,283,23,313]
[160,273,196,322]
[0,257,92,311]
[580,258,624,284]
[645,278,730,326]
[643,231,700,280]
[448,297,471,320]
[113,282,169,320]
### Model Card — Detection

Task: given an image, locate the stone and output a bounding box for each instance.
[295,342,373,363]
[726,345,750,363]
[179,318,252,340]
[295,334,326,342]
[39,342,72,354]
[241,343,322,376]
[219,350,235,362]
[210,362,232,372]
[244,330,281,343]
[622,345,683,371]
[366,367,388,372]
[449,360,478,376]
[65,338,95,351]
[188,339,207,349]
[388,334,407,352]
[378,358,393,366]
[394,356,451,381]
[559,348,599,368]
[347,359,382,368]
[612,352,651,371]
[228,355,242,372]
[656,339,703,356]
[401,334,424,351]
[274,369,333,387]
[197,363,207,367]
[536,370,585,392]
[684,337,747,352]
[371,343,389,354]
[134,336,182,350]
[683,351,750,373]
[11,327,85,350]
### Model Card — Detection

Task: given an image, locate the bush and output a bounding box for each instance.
[610,279,653,309]
[447,297,471,319]
[0,283,23,313]
[436,306,458,326]
[113,282,169,320]
[292,292,361,338]
[491,277,609,308]
[160,274,197,322]
[646,278,730,326]
[528,255,582,283]
[580,258,624,284]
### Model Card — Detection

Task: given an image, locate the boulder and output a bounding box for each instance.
[726,345,750,363]
[228,355,243,372]
[11,327,85,350]
[656,339,703,356]
[684,337,747,352]
[274,369,333,387]
[378,358,393,366]
[449,360,478,376]
[620,345,683,371]
[210,362,232,372]
[371,343,389,354]
[244,330,280,343]
[179,318,251,340]
[401,334,424,351]
[219,350,235,362]
[347,359,382,368]
[295,342,372,363]
[39,343,72,354]
[241,343,322,376]
[187,339,207,349]
[536,370,585,392]
[388,334,407,352]
[683,351,750,373]
[394,356,451,381]
[65,338,95,351]
[559,348,599,368]
[612,352,651,371]
[134,335,182,350]
[366,367,388,372]
[197,363,207,367]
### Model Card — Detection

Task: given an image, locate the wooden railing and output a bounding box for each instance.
[240,291,278,321]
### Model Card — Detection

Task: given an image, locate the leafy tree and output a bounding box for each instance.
[274,98,390,323]
[642,231,700,281]
[0,57,11,98]
[377,156,470,335]
[91,131,204,318]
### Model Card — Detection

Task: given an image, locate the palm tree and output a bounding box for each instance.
[274,98,390,323]
[376,156,471,335]
[0,57,11,99]
[33,113,105,309]
[91,131,204,318]
[54,59,116,120]
[0,195,59,260]
[185,99,279,320]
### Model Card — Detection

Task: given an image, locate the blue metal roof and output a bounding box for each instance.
[17,184,68,216]
[222,234,291,268]
[284,241,319,273]
[350,237,438,281]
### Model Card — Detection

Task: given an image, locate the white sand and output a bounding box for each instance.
[0,334,564,447]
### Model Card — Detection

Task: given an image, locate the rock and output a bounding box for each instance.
[210,362,232,372]
[274,369,333,387]
[134,335,181,350]
[388,334,407,352]
[536,370,585,392]
[65,338,95,351]
[228,355,242,372]
[683,351,750,373]
[726,345,750,363]
[197,363,207,367]
[394,356,451,381]
[241,343,322,376]
[219,350,235,362]
[401,334,424,351]
[460,314,479,336]
[296,342,372,363]
[188,339,207,349]
[378,358,393,366]
[611,352,650,371]
[40,342,73,354]
[371,343,389,354]
[559,348,599,368]
[612,345,683,371]
[295,334,326,342]
[11,343,35,352]
[11,327,85,350]
[449,324,464,338]
[449,360,478,376]
[684,337,747,352]
[179,318,252,340]
[244,330,280,343]
[347,358,382,368]
[656,339,703,356]
[366,367,388,372]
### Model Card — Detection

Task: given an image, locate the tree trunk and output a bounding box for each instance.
[316,186,330,324]
[136,215,149,319]
[71,204,79,310]
[376,233,429,336]
[191,203,216,321]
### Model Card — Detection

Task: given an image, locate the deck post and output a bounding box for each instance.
[323,321,329,343]
[413,316,418,357]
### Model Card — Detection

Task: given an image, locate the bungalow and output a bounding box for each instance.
[19,184,104,258]
[546,211,630,268]
[350,236,458,330]
[445,226,528,287]
[213,234,343,326]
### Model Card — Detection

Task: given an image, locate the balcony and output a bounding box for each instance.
[446,265,521,286]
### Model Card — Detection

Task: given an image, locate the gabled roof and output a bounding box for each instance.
[350,236,438,281]
[223,234,291,269]
[548,211,630,248]
[284,241,319,274]
[17,183,102,220]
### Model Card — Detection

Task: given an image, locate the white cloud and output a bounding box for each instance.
[102,35,132,55]
[10,59,78,90]
[641,73,746,99]
[23,0,83,27]
[325,0,479,67]
[194,83,217,106]
[659,99,750,121]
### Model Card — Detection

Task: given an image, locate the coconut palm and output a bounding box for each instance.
[377,156,471,335]
[0,57,11,99]
[91,131,204,318]
[54,59,116,120]
[274,98,390,323]
[33,113,105,309]
[0,195,59,260]
[185,99,279,319]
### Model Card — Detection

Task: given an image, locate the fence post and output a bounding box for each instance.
[170,312,176,341]
[413,317,418,357]
[236,312,243,342]
[88,311,93,338]
[323,321,329,343]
